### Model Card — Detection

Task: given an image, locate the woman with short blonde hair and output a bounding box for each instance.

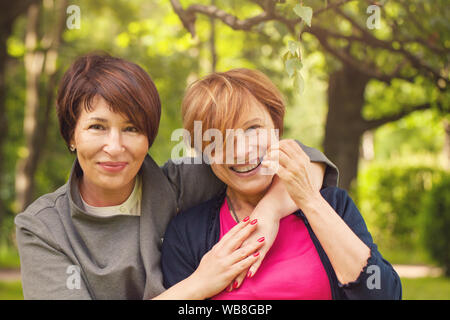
[162,68,401,299]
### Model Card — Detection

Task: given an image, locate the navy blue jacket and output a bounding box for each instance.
[161,186,402,300]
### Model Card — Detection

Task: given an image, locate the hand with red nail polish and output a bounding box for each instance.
[228,213,280,290]
[176,216,264,299]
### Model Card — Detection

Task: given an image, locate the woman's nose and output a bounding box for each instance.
[103,130,125,155]
[234,134,259,163]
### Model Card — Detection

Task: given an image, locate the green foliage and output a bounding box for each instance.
[282,38,305,94]
[401,277,450,300]
[356,162,446,252]
[293,4,313,27]
[373,110,445,161]
[0,243,20,269]
[420,174,450,276]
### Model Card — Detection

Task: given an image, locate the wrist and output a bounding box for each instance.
[251,200,284,222]
[295,191,324,213]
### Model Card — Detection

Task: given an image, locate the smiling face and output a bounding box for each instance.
[209,98,279,199]
[70,96,149,202]
[182,68,286,203]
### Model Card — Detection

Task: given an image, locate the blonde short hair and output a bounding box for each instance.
[182,68,285,152]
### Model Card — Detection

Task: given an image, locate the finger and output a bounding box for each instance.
[220,219,258,254]
[228,235,265,265]
[263,149,293,174]
[245,251,266,279]
[272,147,309,180]
[275,163,294,182]
[260,159,279,175]
[225,250,261,291]
[232,250,261,277]
[215,216,252,250]
[227,237,265,291]
[279,139,309,161]
[222,218,259,252]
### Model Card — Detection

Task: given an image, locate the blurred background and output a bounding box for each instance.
[0,0,448,299]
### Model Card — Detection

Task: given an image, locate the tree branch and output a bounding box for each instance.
[309,25,416,83]
[170,0,447,89]
[362,103,435,131]
[333,6,447,88]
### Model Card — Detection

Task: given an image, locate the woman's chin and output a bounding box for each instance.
[233,176,274,197]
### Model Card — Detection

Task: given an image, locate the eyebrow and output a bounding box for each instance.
[87,117,133,124]
[241,118,263,128]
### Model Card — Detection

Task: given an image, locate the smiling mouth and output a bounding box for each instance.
[230,158,263,174]
[97,161,128,172]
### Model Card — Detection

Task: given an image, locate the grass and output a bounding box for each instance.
[381,246,436,266]
[0,277,449,300]
[401,277,450,300]
[0,281,23,300]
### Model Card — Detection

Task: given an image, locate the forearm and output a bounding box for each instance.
[300,194,371,285]
[153,276,205,300]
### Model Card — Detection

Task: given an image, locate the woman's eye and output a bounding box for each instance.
[245,125,260,133]
[124,126,139,133]
[88,124,105,130]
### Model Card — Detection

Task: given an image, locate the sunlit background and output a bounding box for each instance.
[0,0,449,299]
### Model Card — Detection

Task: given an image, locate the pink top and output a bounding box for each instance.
[212,199,332,300]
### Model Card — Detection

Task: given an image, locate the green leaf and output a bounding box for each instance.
[285,58,302,78]
[293,4,313,27]
[294,72,305,94]
[282,50,291,62]
[288,40,300,55]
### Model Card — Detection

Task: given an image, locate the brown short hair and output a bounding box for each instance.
[56,53,161,150]
[182,68,285,152]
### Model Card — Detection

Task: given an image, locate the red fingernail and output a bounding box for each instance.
[233,281,239,289]
[243,216,250,222]
[253,251,260,257]
[250,219,258,225]
[247,271,253,278]
[257,237,265,242]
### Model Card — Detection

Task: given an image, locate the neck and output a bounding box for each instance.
[79,177,135,207]
[226,188,267,221]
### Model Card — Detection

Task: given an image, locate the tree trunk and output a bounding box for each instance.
[15,0,66,212]
[15,3,44,212]
[443,119,450,171]
[0,19,10,226]
[0,0,40,230]
[209,0,217,72]
[323,64,370,191]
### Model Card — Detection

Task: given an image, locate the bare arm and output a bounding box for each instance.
[264,140,370,285]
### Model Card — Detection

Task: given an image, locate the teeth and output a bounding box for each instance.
[232,163,260,173]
